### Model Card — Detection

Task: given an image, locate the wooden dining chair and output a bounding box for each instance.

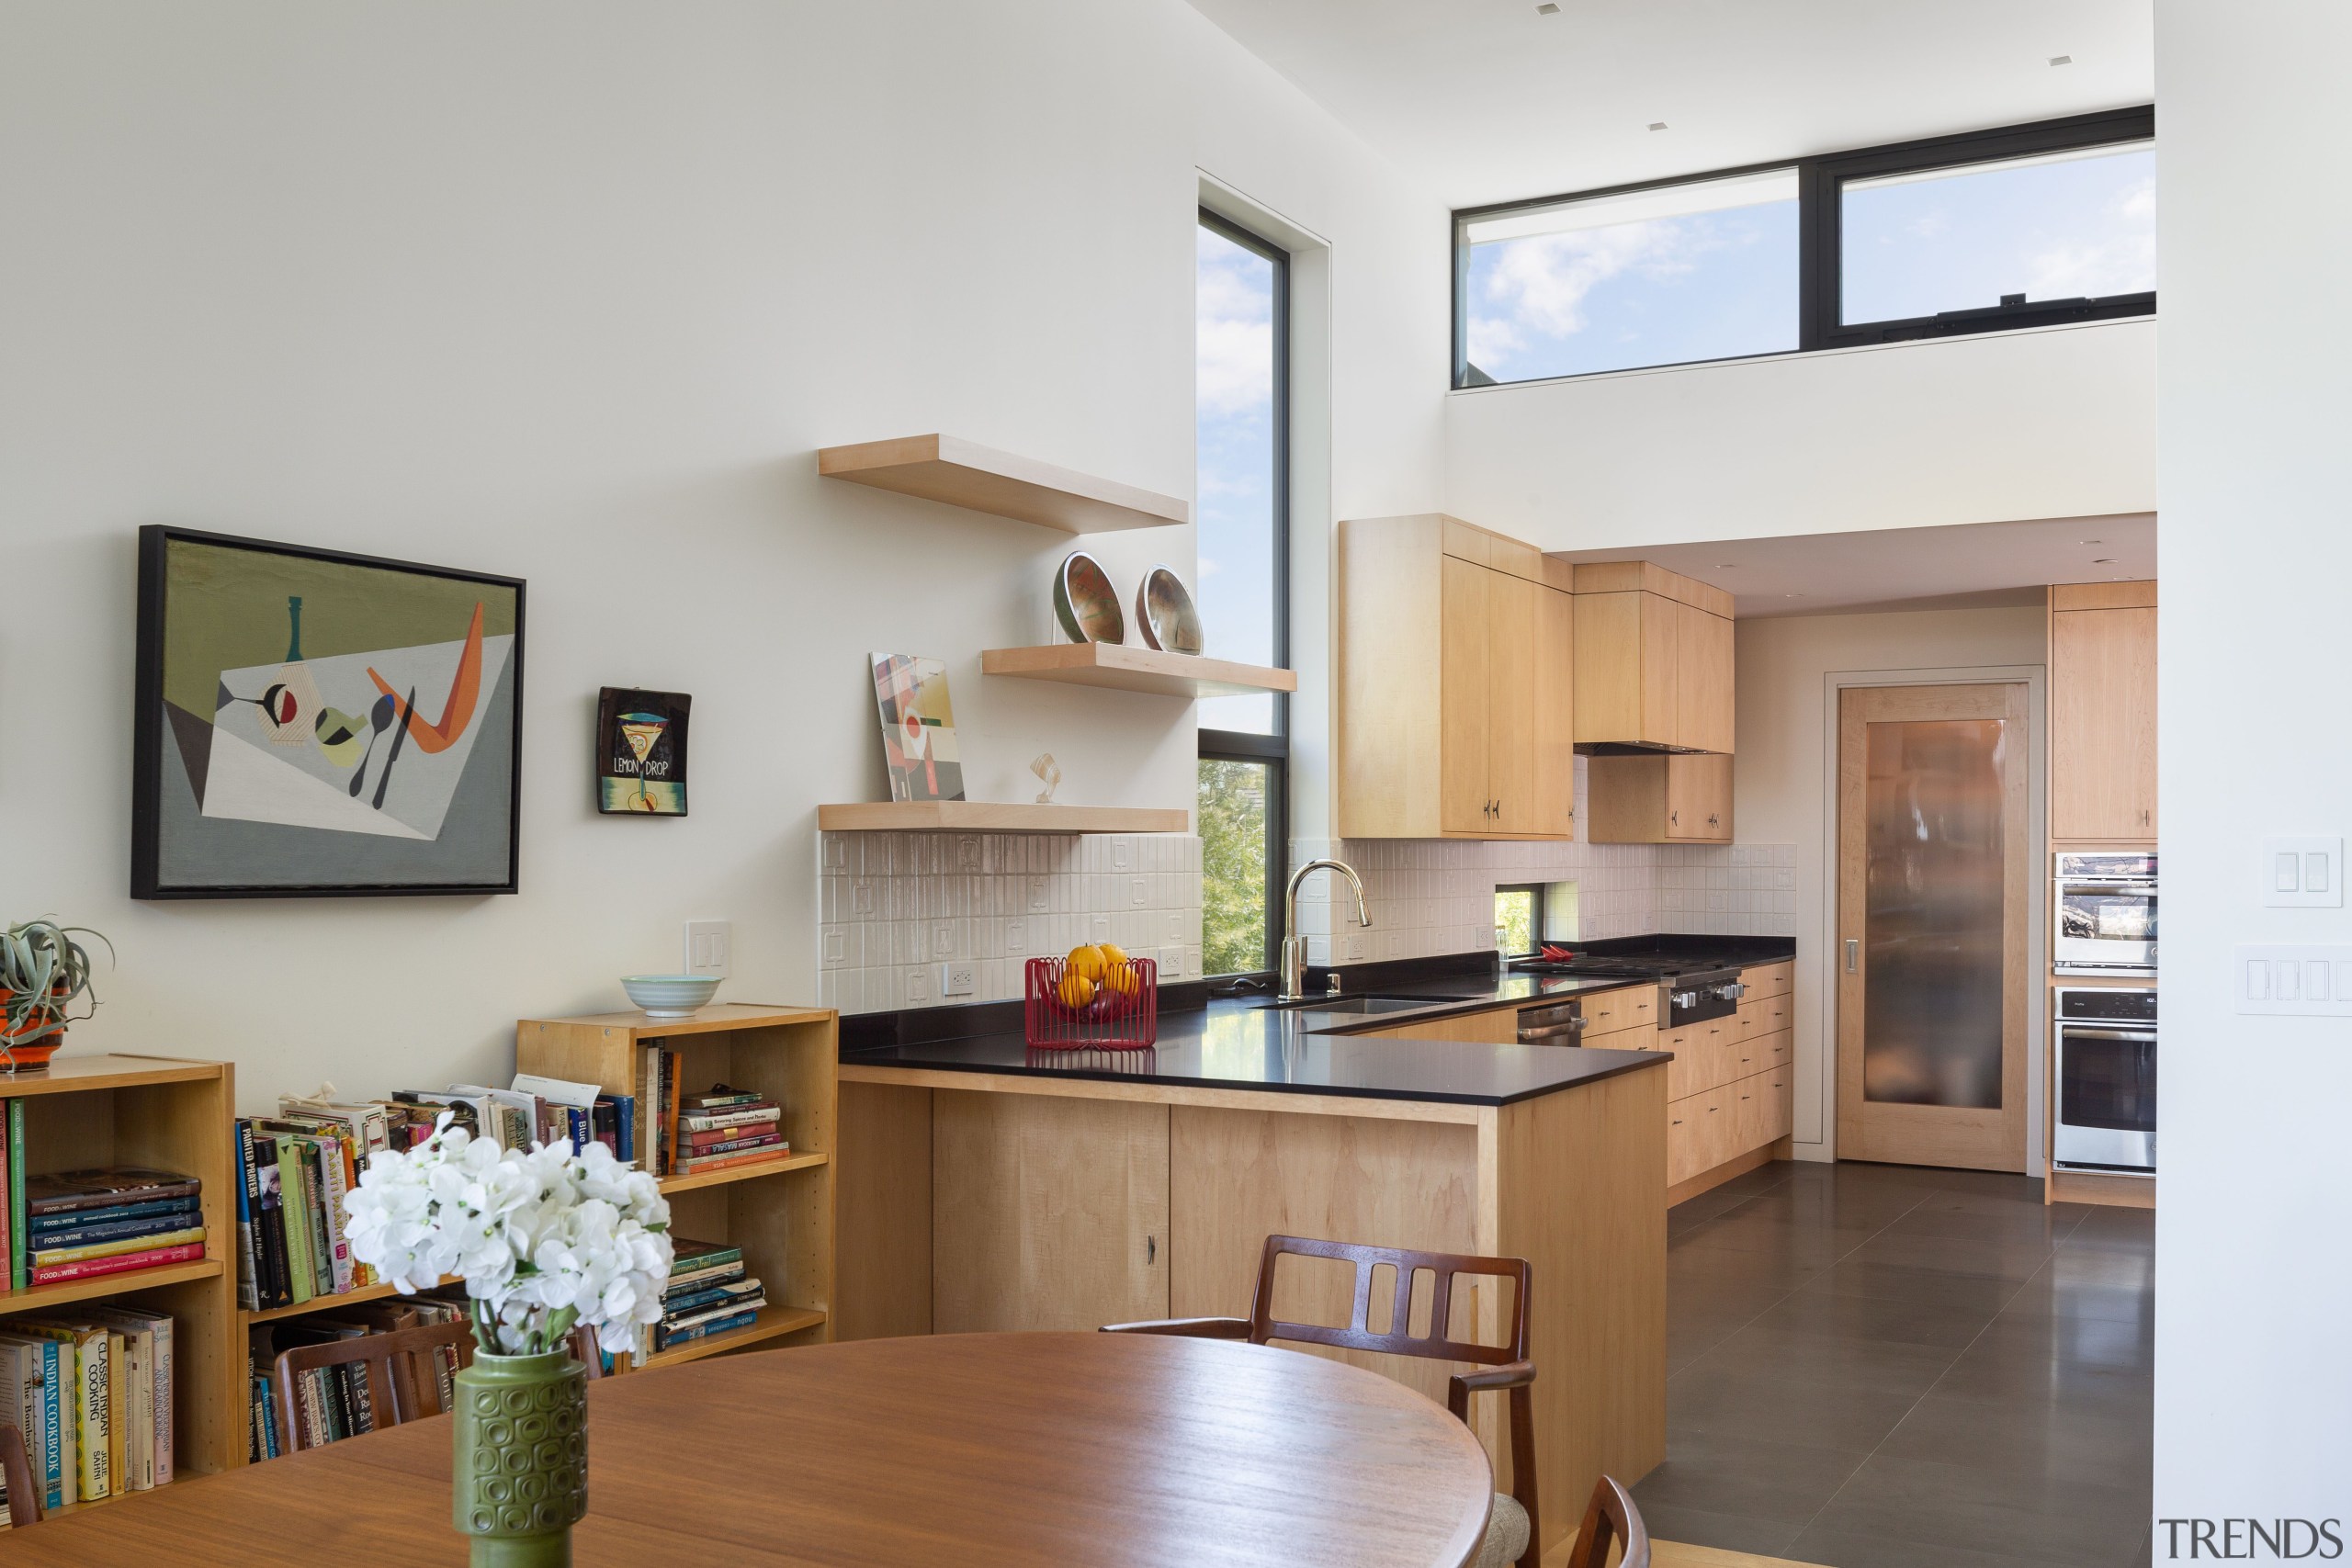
[1104,1234,1540,1568]
[2,1421,40,1527]
[275,1319,475,1453]
[1562,1474,1648,1568]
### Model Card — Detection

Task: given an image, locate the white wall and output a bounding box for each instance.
[2154,0,2352,1534]
[1444,320,2156,549]
[1732,604,2049,1158]
[0,2,1447,1111]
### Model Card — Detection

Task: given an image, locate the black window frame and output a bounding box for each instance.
[1494,883,1547,959]
[1196,207,1292,982]
[1452,106,2155,388]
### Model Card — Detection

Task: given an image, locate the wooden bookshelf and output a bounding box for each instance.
[817,434,1188,535]
[515,1005,838,1373]
[817,800,1189,833]
[0,1052,239,1491]
[982,643,1297,699]
[639,1303,828,1369]
[239,1274,461,1326]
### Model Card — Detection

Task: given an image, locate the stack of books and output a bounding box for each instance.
[652,1237,765,1355]
[0,1304,175,1506]
[6,1167,206,1291]
[245,1285,469,1459]
[672,1088,790,1177]
[235,1112,377,1312]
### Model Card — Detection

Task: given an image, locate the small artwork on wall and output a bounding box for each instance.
[596,687,690,816]
[131,525,525,898]
[871,653,965,803]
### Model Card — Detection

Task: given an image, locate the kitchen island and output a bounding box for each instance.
[833,992,1670,1553]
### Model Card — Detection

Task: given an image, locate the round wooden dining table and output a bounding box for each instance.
[17,1332,1497,1567]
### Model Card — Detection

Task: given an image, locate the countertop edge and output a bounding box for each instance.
[839,1044,1671,1108]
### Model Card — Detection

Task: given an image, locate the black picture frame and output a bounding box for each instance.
[131,525,526,899]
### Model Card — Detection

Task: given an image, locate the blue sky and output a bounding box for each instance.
[1465,142,2154,384]
[1193,224,1277,734]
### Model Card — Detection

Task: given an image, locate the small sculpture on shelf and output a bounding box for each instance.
[1031,752,1062,804]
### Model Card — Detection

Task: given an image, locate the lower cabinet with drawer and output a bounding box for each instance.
[1665,955,1796,1195]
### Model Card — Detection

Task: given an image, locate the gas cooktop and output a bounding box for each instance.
[1510,949,1738,980]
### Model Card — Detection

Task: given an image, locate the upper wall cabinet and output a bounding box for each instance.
[2050,581,2157,841]
[1572,562,1736,755]
[1338,515,1576,840]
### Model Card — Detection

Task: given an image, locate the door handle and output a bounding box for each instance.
[1669,810,1679,826]
[1845,938,1860,973]
[1146,1235,1157,1266]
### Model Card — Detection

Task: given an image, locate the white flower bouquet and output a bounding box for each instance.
[343,1113,674,1358]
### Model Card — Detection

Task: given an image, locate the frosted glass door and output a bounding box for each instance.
[1861,719,2007,1108]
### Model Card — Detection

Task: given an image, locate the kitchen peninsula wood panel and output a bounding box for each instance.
[834,1047,1669,1557]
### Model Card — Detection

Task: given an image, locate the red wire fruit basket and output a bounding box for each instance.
[1023,954,1159,1050]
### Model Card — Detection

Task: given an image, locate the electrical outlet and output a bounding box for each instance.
[685,919,731,978]
[940,963,976,997]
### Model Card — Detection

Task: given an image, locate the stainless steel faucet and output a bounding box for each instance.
[1281,858,1370,1001]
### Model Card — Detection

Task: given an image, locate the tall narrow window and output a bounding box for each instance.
[1196,210,1289,978]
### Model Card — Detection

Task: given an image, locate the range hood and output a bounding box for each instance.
[1574,740,1710,757]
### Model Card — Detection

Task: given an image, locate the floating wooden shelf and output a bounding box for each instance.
[817,800,1190,834]
[817,434,1188,535]
[660,1149,829,1195]
[640,1303,829,1369]
[982,643,1296,699]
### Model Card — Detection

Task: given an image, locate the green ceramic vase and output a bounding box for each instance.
[451,1347,590,1568]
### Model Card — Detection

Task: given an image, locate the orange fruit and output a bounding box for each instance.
[1103,960,1142,999]
[1064,944,1107,985]
[1056,971,1096,1010]
[1099,942,1129,966]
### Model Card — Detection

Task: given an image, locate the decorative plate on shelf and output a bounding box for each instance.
[1135,566,1202,655]
[1053,552,1125,644]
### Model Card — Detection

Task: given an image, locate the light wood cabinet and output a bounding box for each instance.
[2050,581,2156,840]
[1664,964,1796,1195]
[1572,563,1735,755]
[1354,1006,1521,1044]
[931,1092,1170,1333]
[1586,752,1734,844]
[1340,515,1577,840]
[1581,984,1657,1038]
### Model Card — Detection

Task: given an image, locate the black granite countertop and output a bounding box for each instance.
[839,996,1668,1107]
[837,938,1797,1106]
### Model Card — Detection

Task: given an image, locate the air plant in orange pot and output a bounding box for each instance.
[2,919,112,1070]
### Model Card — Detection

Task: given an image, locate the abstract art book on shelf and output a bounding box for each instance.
[131,525,526,897]
[595,686,690,816]
[870,653,965,804]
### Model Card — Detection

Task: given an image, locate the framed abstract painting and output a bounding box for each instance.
[131,525,526,897]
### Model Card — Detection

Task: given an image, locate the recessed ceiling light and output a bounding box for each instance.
[1715,563,1738,570]
[2080,538,2102,545]
[2092,558,2116,564]
[2049,54,2073,66]
[1648,121,1668,132]
[1784,592,1807,599]
[1535,2,1559,12]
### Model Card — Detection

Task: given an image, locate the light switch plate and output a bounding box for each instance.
[2235,943,2352,1015]
[685,919,731,978]
[2264,836,2343,908]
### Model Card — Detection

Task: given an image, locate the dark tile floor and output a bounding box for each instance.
[1633,1160,2154,1568]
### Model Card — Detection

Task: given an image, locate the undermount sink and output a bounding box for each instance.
[1254,994,1476,1014]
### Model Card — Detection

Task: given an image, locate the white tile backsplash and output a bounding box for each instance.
[819,831,1203,1014]
[1295,760,1797,963]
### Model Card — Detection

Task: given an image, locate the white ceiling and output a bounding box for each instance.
[1553,513,2155,617]
[1189,0,2154,208]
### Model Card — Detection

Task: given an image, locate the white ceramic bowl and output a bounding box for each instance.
[621,974,721,1017]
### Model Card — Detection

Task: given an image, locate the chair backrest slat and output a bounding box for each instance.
[1246,1234,1530,1368]
[274,1319,477,1454]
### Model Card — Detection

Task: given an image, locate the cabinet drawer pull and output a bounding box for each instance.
[1147,1235,1157,1265]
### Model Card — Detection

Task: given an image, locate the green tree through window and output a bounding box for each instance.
[1200,759,1269,977]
